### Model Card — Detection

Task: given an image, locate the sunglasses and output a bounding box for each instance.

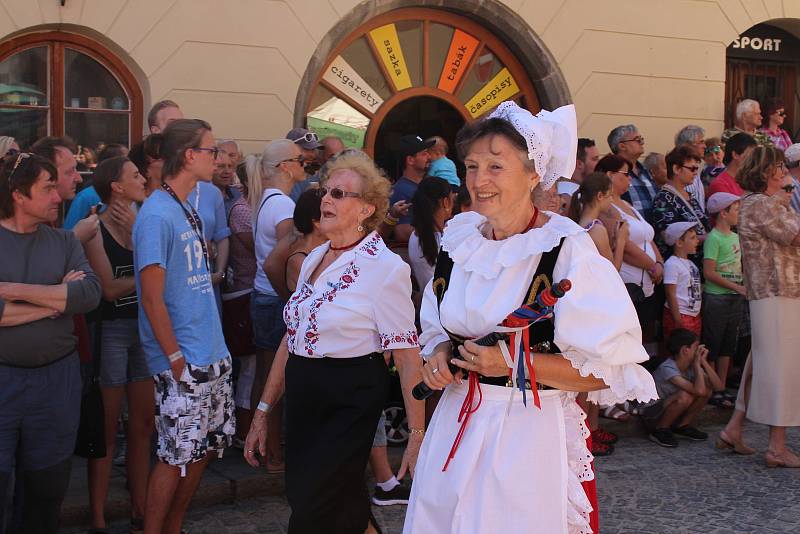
[776,110,787,117]
[193,147,220,158]
[782,184,796,193]
[317,186,361,200]
[276,155,305,167]
[704,146,721,155]
[4,152,32,189]
[681,165,700,173]
[620,136,645,145]
[292,132,319,144]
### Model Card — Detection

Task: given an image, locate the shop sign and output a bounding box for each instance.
[727,24,800,61]
[368,24,412,91]
[437,29,480,94]
[464,67,519,118]
[322,56,384,113]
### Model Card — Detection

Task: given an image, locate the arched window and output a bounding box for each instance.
[0,32,143,150]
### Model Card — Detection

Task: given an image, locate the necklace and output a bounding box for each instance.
[329,234,366,252]
[492,207,539,240]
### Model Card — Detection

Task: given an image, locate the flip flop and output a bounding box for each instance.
[601,405,631,422]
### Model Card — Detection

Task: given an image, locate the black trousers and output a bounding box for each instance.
[285,353,388,534]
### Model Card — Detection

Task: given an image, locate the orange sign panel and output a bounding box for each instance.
[437,30,480,94]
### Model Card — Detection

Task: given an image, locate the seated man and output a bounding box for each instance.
[646,329,722,448]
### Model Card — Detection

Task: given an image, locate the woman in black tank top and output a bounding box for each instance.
[83,156,154,533]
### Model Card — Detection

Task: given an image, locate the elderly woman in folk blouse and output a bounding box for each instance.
[245,152,424,533]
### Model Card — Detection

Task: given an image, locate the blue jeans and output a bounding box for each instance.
[250,291,286,351]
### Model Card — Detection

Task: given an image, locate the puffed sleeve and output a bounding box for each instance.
[552,232,658,405]
[372,260,419,351]
[418,278,450,359]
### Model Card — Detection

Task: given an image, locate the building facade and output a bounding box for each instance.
[2,0,800,166]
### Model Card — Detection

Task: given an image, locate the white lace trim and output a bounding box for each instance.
[561,350,659,405]
[561,396,594,534]
[440,211,585,279]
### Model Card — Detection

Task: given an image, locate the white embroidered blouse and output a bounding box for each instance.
[419,211,657,405]
[284,231,419,358]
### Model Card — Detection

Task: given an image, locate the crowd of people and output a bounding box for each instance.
[0,92,798,534]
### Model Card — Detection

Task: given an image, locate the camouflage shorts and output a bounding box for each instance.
[154,356,235,475]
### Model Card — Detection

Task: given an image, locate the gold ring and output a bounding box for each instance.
[471,355,476,363]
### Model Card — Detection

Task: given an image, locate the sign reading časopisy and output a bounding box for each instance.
[368,24,412,91]
[322,56,384,113]
[464,67,520,118]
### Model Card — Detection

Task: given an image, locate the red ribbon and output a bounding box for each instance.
[442,371,483,471]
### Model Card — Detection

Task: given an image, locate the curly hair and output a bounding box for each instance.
[320,151,390,234]
[736,145,785,193]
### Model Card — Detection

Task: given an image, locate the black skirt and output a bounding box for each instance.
[285,353,389,534]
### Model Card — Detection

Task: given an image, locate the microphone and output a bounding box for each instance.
[411,279,572,401]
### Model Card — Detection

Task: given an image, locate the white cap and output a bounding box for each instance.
[706,192,740,214]
[785,143,800,165]
[663,222,697,246]
[557,181,580,196]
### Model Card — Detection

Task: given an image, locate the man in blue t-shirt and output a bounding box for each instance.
[133,118,234,533]
[389,134,434,244]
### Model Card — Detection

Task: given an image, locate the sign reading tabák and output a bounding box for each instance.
[368,24,412,91]
[464,67,519,118]
[322,56,384,113]
[437,29,480,94]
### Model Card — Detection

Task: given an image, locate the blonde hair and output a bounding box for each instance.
[321,151,390,233]
[0,136,17,156]
[736,145,785,193]
[245,153,265,215]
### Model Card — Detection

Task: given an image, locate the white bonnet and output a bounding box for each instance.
[488,101,578,190]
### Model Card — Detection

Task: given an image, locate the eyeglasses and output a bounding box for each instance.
[193,147,220,159]
[4,152,32,189]
[620,136,645,145]
[782,184,796,193]
[317,186,361,200]
[292,132,319,144]
[681,165,700,173]
[275,156,305,167]
[776,110,787,117]
[704,146,721,155]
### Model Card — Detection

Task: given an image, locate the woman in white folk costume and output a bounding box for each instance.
[404,102,657,534]
[244,151,425,534]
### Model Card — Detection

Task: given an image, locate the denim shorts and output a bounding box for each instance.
[95,319,151,386]
[251,291,287,350]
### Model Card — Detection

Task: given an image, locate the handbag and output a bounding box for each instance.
[222,291,255,357]
[74,321,106,459]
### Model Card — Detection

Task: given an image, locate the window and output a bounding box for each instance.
[0,32,143,150]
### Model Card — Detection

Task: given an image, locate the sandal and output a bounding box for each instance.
[601,405,631,422]
[591,427,618,445]
[591,440,614,457]
[716,431,755,455]
[709,392,734,409]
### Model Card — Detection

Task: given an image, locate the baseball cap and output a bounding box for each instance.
[263,139,299,167]
[663,222,697,246]
[397,135,435,158]
[706,192,740,214]
[286,127,323,150]
[785,143,800,168]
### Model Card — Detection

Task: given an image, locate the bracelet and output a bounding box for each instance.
[409,428,425,436]
[383,214,399,226]
[167,350,183,363]
[256,401,272,414]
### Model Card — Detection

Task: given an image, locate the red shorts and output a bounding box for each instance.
[663,310,701,341]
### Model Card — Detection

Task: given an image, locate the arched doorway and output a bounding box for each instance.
[300,6,555,175]
[374,96,465,179]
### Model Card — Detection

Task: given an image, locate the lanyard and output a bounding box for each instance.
[161,181,210,271]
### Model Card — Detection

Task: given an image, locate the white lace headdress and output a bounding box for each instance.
[488,101,578,190]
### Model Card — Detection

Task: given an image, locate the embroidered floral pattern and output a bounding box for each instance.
[379,330,419,349]
[302,262,361,356]
[359,232,382,257]
[284,284,313,351]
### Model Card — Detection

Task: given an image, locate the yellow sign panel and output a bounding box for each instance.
[464,67,520,118]
[368,24,412,91]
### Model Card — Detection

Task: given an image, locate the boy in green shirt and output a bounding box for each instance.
[702,192,746,408]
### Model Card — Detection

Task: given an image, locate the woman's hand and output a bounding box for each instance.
[421,346,459,391]
[243,411,268,468]
[647,262,663,284]
[451,340,510,377]
[397,432,423,480]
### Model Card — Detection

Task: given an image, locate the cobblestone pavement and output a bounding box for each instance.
[61,412,799,534]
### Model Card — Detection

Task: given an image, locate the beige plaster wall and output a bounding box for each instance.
[0,0,795,155]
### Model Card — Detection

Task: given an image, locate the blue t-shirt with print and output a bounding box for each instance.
[133,189,229,375]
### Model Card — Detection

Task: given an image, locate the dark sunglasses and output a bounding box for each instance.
[776,110,787,117]
[317,186,361,200]
[704,146,721,155]
[275,155,305,167]
[620,136,645,145]
[681,165,700,173]
[782,184,796,193]
[193,147,220,158]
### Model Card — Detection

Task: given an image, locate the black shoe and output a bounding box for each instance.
[649,428,678,448]
[673,425,708,441]
[372,482,411,506]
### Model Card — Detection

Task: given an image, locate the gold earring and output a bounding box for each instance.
[357,224,364,233]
